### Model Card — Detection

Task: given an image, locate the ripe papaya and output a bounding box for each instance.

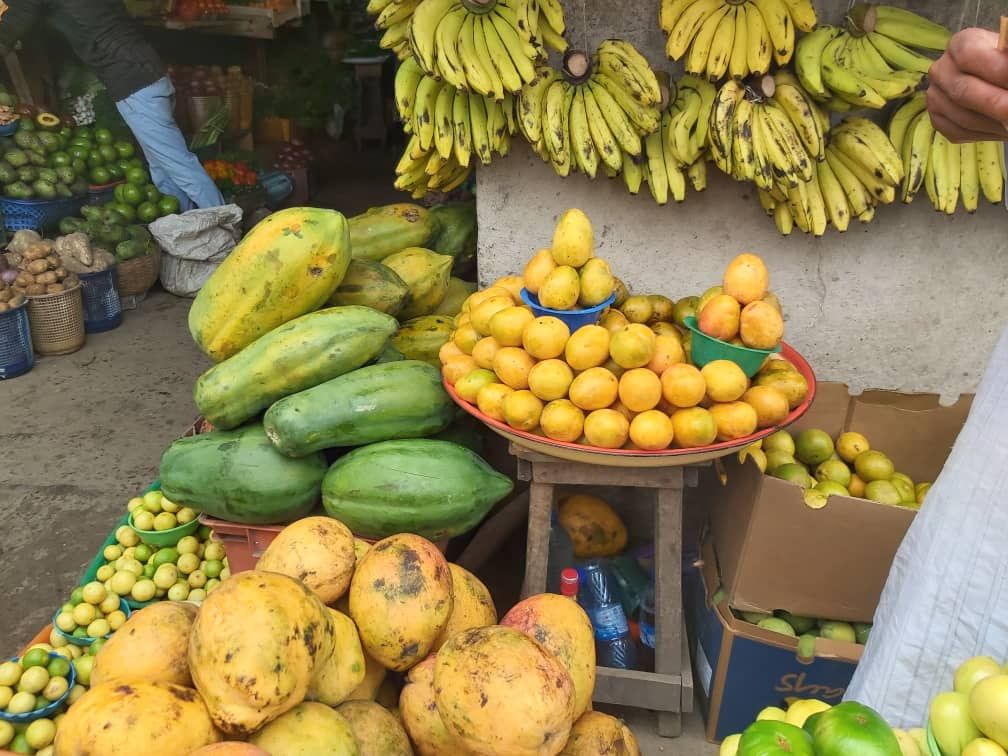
[327,258,411,316]
[194,306,397,430]
[381,247,452,319]
[189,207,351,362]
[348,203,438,262]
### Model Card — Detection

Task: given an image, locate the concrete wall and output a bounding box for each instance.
[476,0,1007,401]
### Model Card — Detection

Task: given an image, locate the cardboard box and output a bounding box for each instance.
[686,540,861,743]
[707,382,972,623]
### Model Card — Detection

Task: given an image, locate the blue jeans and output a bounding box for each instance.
[115,77,224,211]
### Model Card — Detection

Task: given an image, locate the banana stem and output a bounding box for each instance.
[459,0,496,14]
[847,3,875,35]
[747,74,775,101]
[563,50,591,84]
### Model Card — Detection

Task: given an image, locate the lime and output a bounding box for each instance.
[177,507,197,524]
[72,656,93,686]
[206,578,221,592]
[50,152,71,167]
[916,482,931,503]
[134,543,154,563]
[126,156,144,168]
[132,510,155,531]
[142,489,163,511]
[197,525,212,541]
[94,127,113,145]
[854,450,895,482]
[773,463,813,489]
[86,151,105,168]
[99,592,120,615]
[889,476,916,504]
[204,543,225,562]
[69,587,85,606]
[168,582,190,601]
[71,604,96,627]
[188,570,207,589]
[109,570,136,596]
[891,471,914,488]
[107,610,127,631]
[81,581,107,606]
[813,480,849,497]
[836,431,870,463]
[54,613,76,634]
[45,657,69,679]
[762,429,795,456]
[41,675,67,702]
[103,544,123,562]
[122,183,145,206]
[125,166,149,186]
[71,628,87,639]
[0,661,21,687]
[143,563,156,579]
[9,733,30,754]
[152,547,179,568]
[25,718,55,749]
[0,686,10,708]
[116,557,143,577]
[21,649,48,670]
[106,162,124,181]
[188,588,207,602]
[72,158,87,176]
[203,559,223,579]
[136,201,159,223]
[0,721,12,747]
[176,536,199,555]
[114,141,135,158]
[143,183,160,202]
[131,579,157,603]
[88,638,107,657]
[864,480,902,505]
[126,496,144,513]
[158,194,180,216]
[154,564,179,589]
[795,429,835,466]
[86,619,110,638]
[153,512,177,531]
[108,202,136,222]
[6,691,34,715]
[17,667,49,695]
[89,166,110,184]
[814,459,852,487]
[68,144,89,161]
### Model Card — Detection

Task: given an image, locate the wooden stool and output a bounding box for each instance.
[343,55,390,151]
[513,444,697,737]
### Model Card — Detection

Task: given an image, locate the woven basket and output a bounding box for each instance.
[116,247,161,298]
[27,283,85,356]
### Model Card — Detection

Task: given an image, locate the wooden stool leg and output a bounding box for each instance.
[655,485,684,737]
[520,482,554,599]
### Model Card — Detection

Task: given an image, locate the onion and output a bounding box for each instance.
[1,269,18,285]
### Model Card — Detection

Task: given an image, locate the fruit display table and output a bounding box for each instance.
[512,442,697,738]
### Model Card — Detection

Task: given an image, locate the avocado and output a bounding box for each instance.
[5,181,33,199]
[69,179,88,196]
[102,208,127,226]
[35,112,60,131]
[54,166,75,184]
[36,167,57,184]
[55,182,72,198]
[116,239,146,261]
[13,130,41,152]
[3,149,27,168]
[58,216,83,235]
[37,132,61,153]
[80,205,103,221]
[26,150,46,167]
[32,179,56,200]
[126,224,152,242]
[97,223,129,245]
[16,166,36,183]
[0,162,16,184]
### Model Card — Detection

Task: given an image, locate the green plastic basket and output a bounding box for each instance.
[683,315,781,377]
[927,723,942,756]
[128,511,199,546]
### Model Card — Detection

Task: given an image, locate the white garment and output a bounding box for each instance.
[844,325,1008,727]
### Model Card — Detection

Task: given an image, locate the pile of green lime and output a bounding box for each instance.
[53,582,127,641]
[0,650,70,718]
[0,715,58,753]
[128,489,197,533]
[62,125,138,187]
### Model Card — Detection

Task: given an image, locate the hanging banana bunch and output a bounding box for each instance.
[762,115,903,236]
[888,92,1005,213]
[795,4,949,111]
[708,72,826,198]
[518,40,662,182]
[660,0,817,81]
[394,58,517,197]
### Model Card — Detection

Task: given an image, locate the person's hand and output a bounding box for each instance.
[927,27,1008,143]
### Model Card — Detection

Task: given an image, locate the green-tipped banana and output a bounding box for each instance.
[900,111,933,203]
[795,26,841,99]
[866,31,934,74]
[869,4,951,52]
[977,141,1005,204]
[888,91,927,150]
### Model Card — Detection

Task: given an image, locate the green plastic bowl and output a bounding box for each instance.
[683,315,781,377]
[128,511,199,547]
[926,723,942,756]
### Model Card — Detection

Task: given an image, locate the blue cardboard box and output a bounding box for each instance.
[685,540,862,743]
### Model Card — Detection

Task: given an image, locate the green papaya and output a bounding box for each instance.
[348,203,439,261]
[263,360,455,457]
[433,276,477,316]
[321,439,513,540]
[194,306,397,430]
[391,315,454,366]
[427,201,476,272]
[160,422,327,525]
[326,258,410,316]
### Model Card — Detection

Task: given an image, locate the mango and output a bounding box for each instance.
[696,285,723,316]
[612,277,630,306]
[551,208,594,267]
[568,367,619,411]
[564,324,610,371]
[256,516,356,605]
[755,369,808,409]
[343,650,387,703]
[723,252,770,304]
[578,258,615,307]
[382,247,453,319]
[698,294,741,341]
[540,399,586,443]
[435,626,575,756]
[558,494,627,558]
[248,702,359,755]
[190,745,271,756]
[740,300,784,349]
[620,295,653,324]
[539,266,580,311]
[583,408,630,449]
[673,295,699,327]
[648,295,675,323]
[524,248,558,294]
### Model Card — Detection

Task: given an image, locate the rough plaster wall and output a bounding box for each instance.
[476,0,1008,401]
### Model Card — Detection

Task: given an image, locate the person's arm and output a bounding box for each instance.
[0,0,46,56]
[928,27,1008,143]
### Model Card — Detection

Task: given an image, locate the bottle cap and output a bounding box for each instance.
[560,568,579,597]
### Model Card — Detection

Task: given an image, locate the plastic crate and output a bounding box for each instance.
[87,181,122,207]
[0,300,34,379]
[0,195,86,231]
[80,266,123,333]
[199,515,284,573]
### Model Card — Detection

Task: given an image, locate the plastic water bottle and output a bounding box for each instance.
[546,511,575,594]
[578,561,637,670]
[638,584,656,672]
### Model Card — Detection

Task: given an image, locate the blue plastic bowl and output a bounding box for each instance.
[0,120,20,137]
[683,315,781,377]
[520,288,616,332]
[0,651,77,723]
[52,598,132,647]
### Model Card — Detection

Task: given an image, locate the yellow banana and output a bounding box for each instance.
[688,158,707,191]
[394,57,424,122]
[425,149,448,177]
[598,41,661,105]
[661,110,688,201]
[820,35,886,109]
[782,0,816,32]
[413,75,442,152]
[670,88,702,164]
[847,34,892,77]
[923,135,941,210]
[805,169,828,236]
[451,89,472,167]
[472,16,505,98]
[758,187,777,214]
[751,0,794,64]
[367,0,394,16]
[749,105,775,190]
[433,81,456,160]
[486,95,506,154]
[622,151,644,194]
[645,129,669,204]
[829,145,896,204]
[977,141,1005,204]
[832,117,904,185]
[538,0,565,35]
[707,8,737,81]
[774,201,794,235]
[746,1,773,75]
[729,5,749,79]
[583,85,623,172]
[787,181,811,232]
[825,147,872,215]
[569,88,599,178]
[661,0,698,34]
[539,22,567,52]
[410,0,458,72]
[887,91,927,150]
[458,13,496,97]
[480,15,523,94]
[943,137,961,214]
[817,159,851,231]
[773,81,823,160]
[588,80,642,157]
[592,72,661,134]
[755,104,799,188]
[434,7,469,89]
[469,91,492,165]
[709,79,744,175]
[685,3,731,77]
[376,0,420,30]
[517,67,555,143]
[380,19,411,52]
[960,141,979,213]
[794,25,840,99]
[490,9,538,84]
[762,100,813,183]
[732,97,756,182]
[666,0,724,61]
[900,111,932,202]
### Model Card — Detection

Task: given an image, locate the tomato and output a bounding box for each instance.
[122,183,146,206]
[114,141,135,158]
[157,195,180,216]
[136,201,159,223]
[114,183,128,203]
[738,721,815,756]
[108,202,136,222]
[804,702,901,756]
[94,128,113,145]
[125,166,149,186]
[143,183,161,202]
[89,166,110,185]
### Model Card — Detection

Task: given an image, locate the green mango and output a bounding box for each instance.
[804,702,901,756]
[739,721,815,756]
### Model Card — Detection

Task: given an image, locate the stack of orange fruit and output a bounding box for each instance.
[439,209,809,451]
